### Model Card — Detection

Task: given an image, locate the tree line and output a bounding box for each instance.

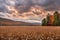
[42,11,60,26]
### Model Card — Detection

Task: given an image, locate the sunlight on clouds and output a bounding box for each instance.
[0,0,60,24]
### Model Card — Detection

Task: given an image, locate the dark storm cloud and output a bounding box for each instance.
[15,0,60,12]
[38,0,60,11]
[42,0,60,11]
[15,0,34,12]
[0,0,60,13]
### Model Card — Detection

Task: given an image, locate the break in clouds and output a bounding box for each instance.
[0,0,60,13]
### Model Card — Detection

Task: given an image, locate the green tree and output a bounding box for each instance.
[42,18,47,26]
[59,15,60,26]
[58,12,60,26]
[46,14,51,26]
[53,11,60,26]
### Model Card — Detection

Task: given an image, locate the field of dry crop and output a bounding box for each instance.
[0,26,60,40]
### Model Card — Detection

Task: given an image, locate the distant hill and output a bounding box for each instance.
[0,18,40,26]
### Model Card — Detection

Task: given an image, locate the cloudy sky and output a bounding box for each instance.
[14,0,60,11]
[0,0,60,23]
[0,0,60,12]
